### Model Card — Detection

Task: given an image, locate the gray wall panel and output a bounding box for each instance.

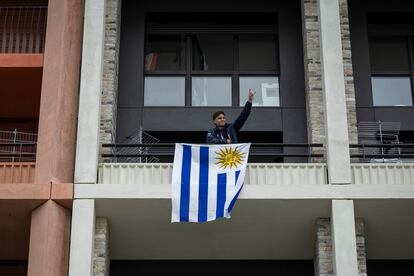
[142,108,283,132]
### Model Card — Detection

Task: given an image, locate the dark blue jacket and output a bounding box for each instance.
[206,102,252,144]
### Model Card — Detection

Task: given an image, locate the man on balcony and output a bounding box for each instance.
[206,89,255,144]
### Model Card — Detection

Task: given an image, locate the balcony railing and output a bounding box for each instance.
[351,163,414,185]
[0,162,35,183]
[98,163,328,185]
[350,143,414,163]
[0,6,47,53]
[101,143,325,163]
[0,130,37,162]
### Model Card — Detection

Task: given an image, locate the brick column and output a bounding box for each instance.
[315,218,367,276]
[301,0,358,151]
[100,0,122,161]
[94,217,110,276]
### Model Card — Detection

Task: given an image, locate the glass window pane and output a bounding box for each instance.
[239,35,278,71]
[240,76,279,106]
[144,76,185,106]
[372,76,413,106]
[144,36,185,71]
[369,36,410,73]
[192,77,232,106]
[192,35,233,71]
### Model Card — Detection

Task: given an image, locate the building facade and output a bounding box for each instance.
[0,0,84,275]
[1,0,414,275]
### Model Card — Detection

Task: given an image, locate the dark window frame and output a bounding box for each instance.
[368,28,414,107]
[143,14,280,108]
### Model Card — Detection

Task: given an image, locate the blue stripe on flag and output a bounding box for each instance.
[179,144,191,222]
[198,146,209,222]
[228,170,242,213]
[216,173,227,218]
[235,170,240,185]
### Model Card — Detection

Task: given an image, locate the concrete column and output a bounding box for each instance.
[34,0,84,184]
[331,200,359,276]
[27,200,71,276]
[75,0,107,184]
[317,0,351,184]
[68,199,96,276]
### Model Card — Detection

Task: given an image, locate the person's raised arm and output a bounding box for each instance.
[232,89,256,131]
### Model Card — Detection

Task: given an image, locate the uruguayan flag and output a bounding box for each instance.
[171,143,250,223]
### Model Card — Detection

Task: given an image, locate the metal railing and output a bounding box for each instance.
[0,6,47,53]
[350,143,414,163]
[0,130,37,162]
[101,143,324,163]
[115,128,160,163]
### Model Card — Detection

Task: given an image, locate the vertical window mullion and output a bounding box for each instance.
[186,35,192,106]
[233,35,240,107]
[408,36,414,100]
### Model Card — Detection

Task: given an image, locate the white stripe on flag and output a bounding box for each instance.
[171,143,183,223]
[207,147,218,221]
[188,146,200,222]
[224,170,236,218]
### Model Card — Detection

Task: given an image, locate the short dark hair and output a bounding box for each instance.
[212,111,225,121]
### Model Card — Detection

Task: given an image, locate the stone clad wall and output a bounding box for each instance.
[100,0,122,156]
[315,218,367,276]
[339,0,358,145]
[93,217,110,276]
[301,0,358,150]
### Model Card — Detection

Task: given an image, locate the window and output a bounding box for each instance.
[144,36,185,71]
[371,76,412,106]
[144,76,185,106]
[239,76,279,106]
[192,77,232,106]
[143,13,279,107]
[369,36,414,106]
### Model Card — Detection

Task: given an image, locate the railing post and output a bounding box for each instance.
[12,128,17,162]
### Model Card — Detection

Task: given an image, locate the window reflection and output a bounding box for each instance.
[192,77,232,106]
[240,76,279,106]
[145,36,185,71]
[144,76,185,106]
[371,76,413,106]
[239,35,278,71]
[192,35,233,71]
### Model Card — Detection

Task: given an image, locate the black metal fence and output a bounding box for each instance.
[101,142,414,163]
[350,143,414,160]
[101,143,324,162]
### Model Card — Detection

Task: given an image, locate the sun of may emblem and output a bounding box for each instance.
[215,146,246,169]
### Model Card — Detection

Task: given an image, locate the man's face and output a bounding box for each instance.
[214,114,226,128]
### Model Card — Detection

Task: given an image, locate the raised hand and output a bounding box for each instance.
[248,88,256,103]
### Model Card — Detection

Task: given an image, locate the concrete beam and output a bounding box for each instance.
[74,183,414,200]
[0,54,44,67]
[331,200,359,276]
[317,0,351,184]
[74,0,107,184]
[68,199,95,276]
